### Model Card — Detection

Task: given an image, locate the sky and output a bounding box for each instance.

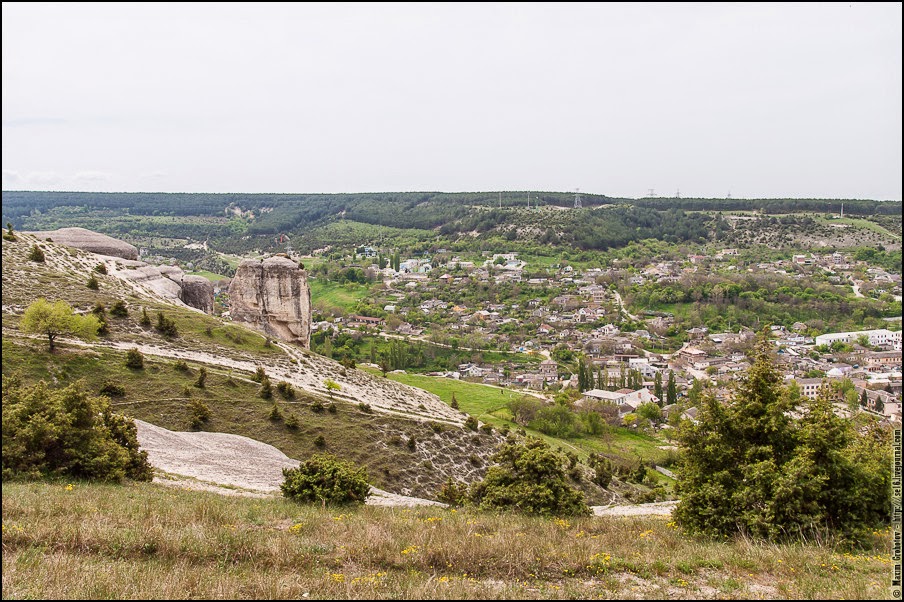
[2,2,901,200]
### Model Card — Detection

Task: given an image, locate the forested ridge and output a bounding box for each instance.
[3,190,900,256]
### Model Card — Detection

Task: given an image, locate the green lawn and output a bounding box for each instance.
[309,279,370,312]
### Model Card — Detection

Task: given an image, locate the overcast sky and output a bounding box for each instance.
[2,2,901,200]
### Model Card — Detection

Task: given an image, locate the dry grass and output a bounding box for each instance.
[2,481,893,599]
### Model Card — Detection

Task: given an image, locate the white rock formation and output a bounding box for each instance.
[228,255,311,348]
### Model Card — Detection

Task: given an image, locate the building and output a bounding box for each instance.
[814,329,902,351]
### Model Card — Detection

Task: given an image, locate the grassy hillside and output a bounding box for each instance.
[2,480,893,600]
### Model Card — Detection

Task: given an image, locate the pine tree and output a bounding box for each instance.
[674,329,891,542]
[654,371,663,403]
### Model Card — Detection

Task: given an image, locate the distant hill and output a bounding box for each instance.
[3,190,900,258]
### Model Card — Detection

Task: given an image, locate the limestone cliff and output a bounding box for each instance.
[228,255,311,347]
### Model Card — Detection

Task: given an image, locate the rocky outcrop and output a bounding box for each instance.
[26,227,138,260]
[228,255,310,347]
[114,263,214,314]
[181,275,214,314]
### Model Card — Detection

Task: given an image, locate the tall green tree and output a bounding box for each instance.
[666,371,678,405]
[674,330,891,541]
[654,371,663,404]
[20,298,100,352]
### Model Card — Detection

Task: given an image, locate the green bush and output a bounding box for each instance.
[280,453,370,506]
[99,381,126,397]
[436,477,469,507]
[86,275,99,290]
[27,244,45,262]
[188,398,211,430]
[94,262,108,275]
[2,377,152,482]
[469,436,590,516]
[125,348,144,370]
[464,416,479,431]
[155,312,178,338]
[194,367,207,388]
[276,381,295,399]
[267,403,282,421]
[284,413,299,430]
[259,376,273,400]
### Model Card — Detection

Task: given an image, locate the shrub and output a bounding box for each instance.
[469,436,590,516]
[327,403,337,414]
[139,308,151,327]
[3,222,17,241]
[284,413,299,430]
[155,312,178,338]
[358,403,372,413]
[464,416,479,431]
[276,381,295,400]
[429,422,444,433]
[406,436,416,451]
[188,398,211,429]
[173,360,189,372]
[587,453,613,489]
[479,423,494,434]
[86,275,100,290]
[280,453,369,505]
[99,381,126,397]
[310,400,324,413]
[110,300,128,318]
[2,377,152,481]
[252,366,266,383]
[27,244,45,262]
[125,348,144,370]
[450,392,459,410]
[259,376,273,400]
[267,403,282,421]
[436,477,469,507]
[313,435,326,448]
[194,367,207,388]
[94,263,108,275]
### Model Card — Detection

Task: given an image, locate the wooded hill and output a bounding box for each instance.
[4,190,900,257]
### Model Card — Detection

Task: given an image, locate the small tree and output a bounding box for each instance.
[281,454,370,506]
[260,376,273,400]
[86,274,100,290]
[20,298,99,352]
[252,366,266,383]
[188,398,211,429]
[284,413,299,430]
[450,392,459,410]
[110,300,128,318]
[4,222,17,241]
[276,381,295,399]
[194,367,207,388]
[469,436,590,516]
[125,348,144,370]
[94,262,108,275]
[139,307,151,327]
[28,244,45,262]
[268,402,282,421]
[324,378,340,399]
